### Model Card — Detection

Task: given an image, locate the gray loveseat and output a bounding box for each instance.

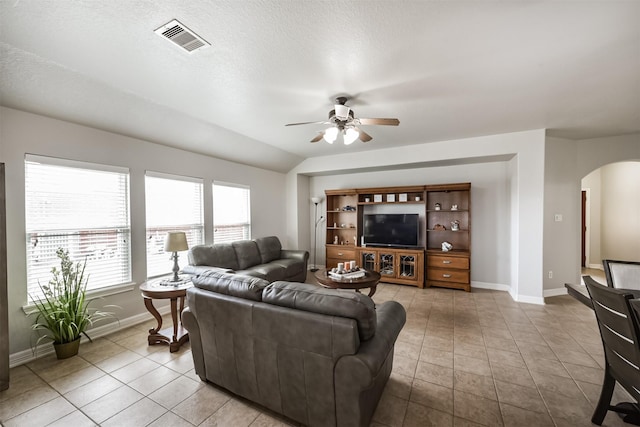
[183,236,308,283]
[182,271,406,427]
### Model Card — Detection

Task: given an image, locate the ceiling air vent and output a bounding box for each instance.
[154,19,210,53]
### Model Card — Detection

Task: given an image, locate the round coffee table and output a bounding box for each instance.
[313,268,381,297]
[140,277,193,352]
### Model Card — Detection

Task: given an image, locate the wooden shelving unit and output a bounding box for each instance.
[323,183,471,291]
[425,183,471,291]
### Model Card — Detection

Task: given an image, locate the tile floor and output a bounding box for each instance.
[1,273,635,426]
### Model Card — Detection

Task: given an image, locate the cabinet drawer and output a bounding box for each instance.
[427,255,469,270]
[326,247,356,260]
[427,268,469,284]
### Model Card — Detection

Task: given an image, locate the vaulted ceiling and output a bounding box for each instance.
[1,1,639,172]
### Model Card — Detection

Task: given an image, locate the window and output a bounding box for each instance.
[145,172,204,278]
[25,155,131,302]
[213,182,250,243]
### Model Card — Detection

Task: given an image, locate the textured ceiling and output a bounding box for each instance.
[1,1,639,172]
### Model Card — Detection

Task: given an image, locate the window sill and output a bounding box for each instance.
[22,281,137,315]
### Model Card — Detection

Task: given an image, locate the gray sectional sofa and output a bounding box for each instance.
[183,236,308,282]
[182,271,406,427]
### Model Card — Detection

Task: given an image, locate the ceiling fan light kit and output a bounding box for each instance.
[285,97,400,145]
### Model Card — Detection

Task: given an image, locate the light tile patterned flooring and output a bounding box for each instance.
[1,273,634,426]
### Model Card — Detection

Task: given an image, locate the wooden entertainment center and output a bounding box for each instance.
[324,183,471,291]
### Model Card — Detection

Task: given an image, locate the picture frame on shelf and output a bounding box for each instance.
[399,193,408,202]
[386,194,396,202]
[374,194,383,203]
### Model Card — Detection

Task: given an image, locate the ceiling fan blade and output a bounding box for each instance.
[355,118,400,126]
[356,127,373,142]
[285,121,328,126]
[310,133,324,143]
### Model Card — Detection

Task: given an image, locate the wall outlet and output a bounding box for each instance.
[554,214,563,222]
[548,271,553,279]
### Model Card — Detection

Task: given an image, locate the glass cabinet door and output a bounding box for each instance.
[399,254,417,279]
[378,253,395,277]
[361,251,376,271]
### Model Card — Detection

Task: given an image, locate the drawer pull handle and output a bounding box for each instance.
[338,253,343,256]
[443,274,452,278]
[442,260,451,264]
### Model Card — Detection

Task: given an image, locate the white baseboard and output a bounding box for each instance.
[544,287,568,298]
[471,281,510,292]
[513,294,546,305]
[587,263,604,270]
[10,306,171,368]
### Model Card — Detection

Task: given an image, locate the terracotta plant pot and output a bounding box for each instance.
[53,338,80,359]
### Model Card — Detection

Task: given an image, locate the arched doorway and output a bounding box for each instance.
[580,161,640,283]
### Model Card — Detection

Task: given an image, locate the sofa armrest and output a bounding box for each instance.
[181,307,206,380]
[280,249,309,263]
[340,301,406,374]
[334,301,406,426]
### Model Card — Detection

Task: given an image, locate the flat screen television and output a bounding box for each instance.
[363,214,420,248]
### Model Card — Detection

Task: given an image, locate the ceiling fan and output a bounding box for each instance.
[285,97,400,145]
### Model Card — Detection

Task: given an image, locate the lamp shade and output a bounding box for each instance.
[323,127,338,144]
[311,196,322,204]
[343,128,359,145]
[164,231,189,252]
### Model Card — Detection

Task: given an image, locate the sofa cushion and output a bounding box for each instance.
[189,244,239,270]
[232,240,262,270]
[249,263,286,282]
[270,258,305,278]
[263,282,377,341]
[192,270,269,302]
[254,236,282,264]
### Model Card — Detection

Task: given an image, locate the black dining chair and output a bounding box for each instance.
[603,259,640,290]
[584,276,640,425]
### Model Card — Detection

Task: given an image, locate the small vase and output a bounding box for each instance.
[54,338,80,359]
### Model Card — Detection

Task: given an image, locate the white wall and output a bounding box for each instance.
[288,129,547,303]
[542,133,640,296]
[543,138,581,292]
[601,162,640,261]
[308,162,512,287]
[0,107,287,358]
[582,168,602,268]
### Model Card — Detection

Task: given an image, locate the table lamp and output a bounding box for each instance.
[165,231,189,282]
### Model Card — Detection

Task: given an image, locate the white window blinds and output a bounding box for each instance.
[213,182,251,243]
[145,172,204,278]
[25,155,131,301]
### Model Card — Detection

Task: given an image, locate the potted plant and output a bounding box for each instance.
[30,247,117,359]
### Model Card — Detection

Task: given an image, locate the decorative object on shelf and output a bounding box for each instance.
[340,223,346,228]
[30,248,118,359]
[451,204,458,211]
[442,241,453,252]
[387,194,396,202]
[374,194,383,202]
[433,224,447,231]
[353,236,357,245]
[451,220,460,231]
[311,196,324,272]
[342,205,356,211]
[399,193,408,202]
[435,203,441,211]
[164,231,189,283]
[415,196,421,201]
[334,235,339,245]
[365,197,370,202]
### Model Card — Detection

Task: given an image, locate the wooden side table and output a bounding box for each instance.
[139,278,193,352]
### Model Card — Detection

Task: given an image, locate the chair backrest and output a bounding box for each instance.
[603,259,640,290]
[584,276,640,402]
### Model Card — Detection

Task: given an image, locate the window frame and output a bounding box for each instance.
[144,171,204,279]
[24,154,132,304]
[212,181,251,244]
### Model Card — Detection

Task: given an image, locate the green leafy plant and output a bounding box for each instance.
[30,247,117,349]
